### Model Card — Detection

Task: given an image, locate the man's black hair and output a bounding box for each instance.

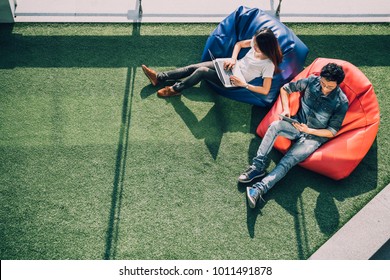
[320,63,345,84]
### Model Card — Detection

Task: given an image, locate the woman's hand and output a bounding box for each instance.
[229,75,246,87]
[224,58,236,70]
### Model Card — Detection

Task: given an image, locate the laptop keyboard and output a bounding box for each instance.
[222,65,233,84]
[216,60,234,86]
[224,68,233,76]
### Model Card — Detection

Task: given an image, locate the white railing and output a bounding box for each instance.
[11,0,390,23]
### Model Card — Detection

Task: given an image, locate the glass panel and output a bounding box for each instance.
[15,0,137,14]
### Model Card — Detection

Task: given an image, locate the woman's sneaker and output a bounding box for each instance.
[238,167,265,183]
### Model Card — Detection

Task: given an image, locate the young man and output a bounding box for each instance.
[239,63,349,208]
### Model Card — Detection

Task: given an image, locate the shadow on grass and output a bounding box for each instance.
[299,35,390,66]
[1,24,389,69]
[0,28,209,69]
[166,94,225,160]
[103,65,135,260]
[0,23,14,37]
[103,22,141,260]
[141,82,270,160]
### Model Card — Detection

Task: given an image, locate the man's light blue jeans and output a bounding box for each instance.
[252,120,322,193]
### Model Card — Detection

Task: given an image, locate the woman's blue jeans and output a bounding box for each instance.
[252,120,322,193]
[157,61,222,92]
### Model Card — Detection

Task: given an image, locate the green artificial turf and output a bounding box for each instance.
[0,22,389,260]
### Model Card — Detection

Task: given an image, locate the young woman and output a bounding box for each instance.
[142,28,283,98]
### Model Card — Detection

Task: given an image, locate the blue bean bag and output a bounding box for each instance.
[201,6,309,107]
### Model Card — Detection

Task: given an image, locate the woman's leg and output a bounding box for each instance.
[158,61,215,82]
[172,64,221,92]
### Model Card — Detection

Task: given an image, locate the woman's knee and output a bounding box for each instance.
[196,66,210,73]
[192,66,210,78]
[187,62,211,72]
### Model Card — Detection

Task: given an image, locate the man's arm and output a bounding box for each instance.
[280,77,310,116]
[292,123,335,138]
[293,94,348,138]
[280,87,291,116]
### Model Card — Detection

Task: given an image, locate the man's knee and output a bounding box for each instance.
[268,120,283,132]
[285,140,321,165]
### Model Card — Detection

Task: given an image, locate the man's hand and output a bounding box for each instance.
[293,122,310,133]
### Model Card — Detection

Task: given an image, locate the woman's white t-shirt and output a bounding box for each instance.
[237,44,275,83]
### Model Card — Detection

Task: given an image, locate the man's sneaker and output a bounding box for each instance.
[246,186,265,208]
[238,167,265,183]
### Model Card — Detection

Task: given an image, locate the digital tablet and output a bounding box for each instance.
[278,114,299,124]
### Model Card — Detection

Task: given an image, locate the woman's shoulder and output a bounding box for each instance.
[263,58,275,68]
[256,57,273,65]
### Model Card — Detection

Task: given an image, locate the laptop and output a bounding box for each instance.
[208,49,246,88]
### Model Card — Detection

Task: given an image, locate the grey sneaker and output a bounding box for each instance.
[238,167,265,183]
[246,186,265,208]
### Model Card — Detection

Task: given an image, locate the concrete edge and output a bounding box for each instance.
[309,184,390,260]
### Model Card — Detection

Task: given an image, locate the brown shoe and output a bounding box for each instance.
[157,86,181,97]
[141,64,159,86]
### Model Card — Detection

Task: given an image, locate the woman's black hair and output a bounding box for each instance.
[254,28,283,73]
[320,63,345,84]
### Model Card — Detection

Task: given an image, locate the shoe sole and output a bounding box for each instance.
[142,65,158,86]
[238,172,265,183]
[157,91,181,98]
[246,187,257,208]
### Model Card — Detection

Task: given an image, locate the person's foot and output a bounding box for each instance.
[141,64,159,86]
[238,167,265,183]
[157,86,181,97]
[246,186,265,208]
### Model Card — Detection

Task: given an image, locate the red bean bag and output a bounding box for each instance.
[256,58,380,180]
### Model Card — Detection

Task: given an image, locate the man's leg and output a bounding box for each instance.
[247,136,322,208]
[252,120,301,171]
[239,120,300,183]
